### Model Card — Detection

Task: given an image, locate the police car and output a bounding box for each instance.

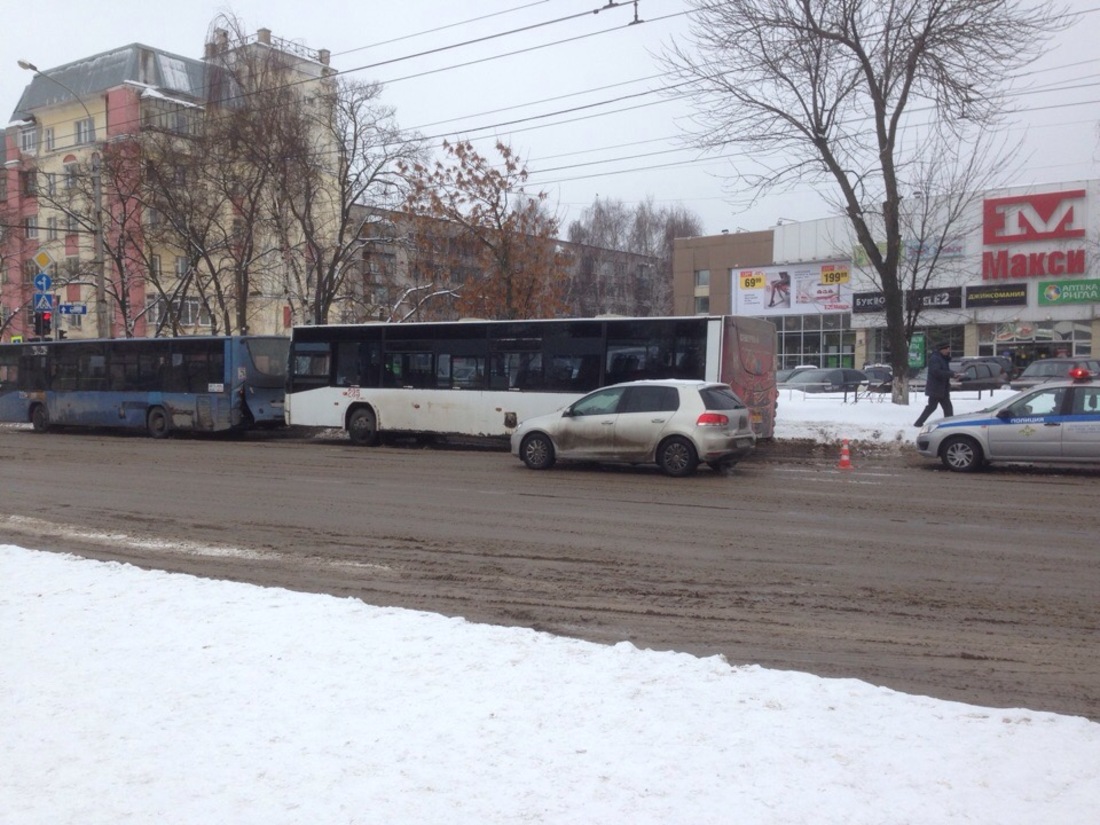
[916,367,1100,472]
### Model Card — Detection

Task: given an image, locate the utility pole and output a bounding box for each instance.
[18,59,109,338]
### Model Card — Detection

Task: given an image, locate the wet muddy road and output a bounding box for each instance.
[2,427,1096,720]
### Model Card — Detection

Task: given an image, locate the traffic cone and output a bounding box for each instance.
[838,439,853,470]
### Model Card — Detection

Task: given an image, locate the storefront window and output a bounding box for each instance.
[775,313,855,368]
[978,321,1091,366]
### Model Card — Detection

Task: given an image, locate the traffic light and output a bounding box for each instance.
[33,312,44,337]
[41,311,52,337]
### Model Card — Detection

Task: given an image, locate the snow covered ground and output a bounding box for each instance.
[4,389,1097,824]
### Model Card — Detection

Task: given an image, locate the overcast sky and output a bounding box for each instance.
[3,0,1098,234]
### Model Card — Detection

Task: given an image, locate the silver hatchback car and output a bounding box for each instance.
[510,379,756,477]
[916,368,1100,471]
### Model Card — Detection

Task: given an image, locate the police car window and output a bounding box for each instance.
[1073,386,1100,414]
[1009,387,1063,417]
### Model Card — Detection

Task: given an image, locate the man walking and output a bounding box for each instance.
[914,341,957,427]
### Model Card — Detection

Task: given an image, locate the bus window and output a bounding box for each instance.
[453,356,484,388]
[385,351,435,388]
[491,351,542,390]
[294,351,330,380]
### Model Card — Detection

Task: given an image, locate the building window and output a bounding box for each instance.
[150,255,161,278]
[75,118,96,145]
[146,207,160,227]
[46,173,57,195]
[24,216,39,239]
[46,217,58,241]
[64,164,77,189]
[65,214,79,235]
[20,127,38,154]
[44,127,55,152]
[146,294,212,328]
[21,171,37,196]
[693,295,710,314]
[174,256,189,278]
[694,269,710,288]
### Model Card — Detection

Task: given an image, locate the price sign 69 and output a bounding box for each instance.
[740,271,766,289]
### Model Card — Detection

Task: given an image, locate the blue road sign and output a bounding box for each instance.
[33,273,52,292]
[33,293,54,311]
[59,303,88,315]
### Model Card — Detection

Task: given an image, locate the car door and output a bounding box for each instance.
[1061,384,1100,460]
[614,385,679,461]
[985,385,1067,460]
[554,386,625,459]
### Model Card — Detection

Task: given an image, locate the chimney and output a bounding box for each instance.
[257,28,272,45]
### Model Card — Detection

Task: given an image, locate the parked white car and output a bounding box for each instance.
[510,379,756,477]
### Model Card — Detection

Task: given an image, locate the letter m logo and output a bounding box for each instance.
[983,189,1086,245]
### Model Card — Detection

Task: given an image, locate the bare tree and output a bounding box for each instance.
[271,78,425,326]
[664,0,1067,401]
[402,140,570,321]
[567,196,701,315]
[34,144,152,337]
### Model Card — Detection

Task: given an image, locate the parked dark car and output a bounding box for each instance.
[775,365,817,383]
[952,361,1009,392]
[778,367,868,394]
[1009,358,1100,391]
[958,355,1014,382]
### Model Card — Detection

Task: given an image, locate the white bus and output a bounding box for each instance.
[285,316,777,445]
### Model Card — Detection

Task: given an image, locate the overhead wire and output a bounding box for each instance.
[12,1,1099,205]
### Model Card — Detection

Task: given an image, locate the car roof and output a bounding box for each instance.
[604,379,718,389]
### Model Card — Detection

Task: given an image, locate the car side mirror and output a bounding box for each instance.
[996,408,1013,420]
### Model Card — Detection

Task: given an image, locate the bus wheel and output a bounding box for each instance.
[520,433,556,470]
[657,436,699,477]
[147,407,171,439]
[348,407,380,446]
[31,405,50,433]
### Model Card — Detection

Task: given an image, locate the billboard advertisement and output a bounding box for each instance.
[733,262,852,316]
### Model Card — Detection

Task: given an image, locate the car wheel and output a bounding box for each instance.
[520,433,555,470]
[940,435,983,473]
[658,436,699,477]
[147,407,171,439]
[348,407,380,446]
[31,404,50,433]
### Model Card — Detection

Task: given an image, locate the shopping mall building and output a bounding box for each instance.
[672,179,1099,374]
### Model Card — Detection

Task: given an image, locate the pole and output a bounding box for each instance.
[18,59,109,338]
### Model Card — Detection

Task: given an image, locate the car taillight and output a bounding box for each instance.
[696,412,729,427]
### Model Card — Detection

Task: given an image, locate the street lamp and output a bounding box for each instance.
[18,59,109,338]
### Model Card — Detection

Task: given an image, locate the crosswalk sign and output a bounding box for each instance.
[33,293,54,311]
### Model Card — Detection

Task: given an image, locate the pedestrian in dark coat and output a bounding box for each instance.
[914,341,957,426]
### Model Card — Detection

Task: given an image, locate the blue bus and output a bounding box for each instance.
[0,336,288,437]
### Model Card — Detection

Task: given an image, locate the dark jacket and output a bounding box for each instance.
[925,350,954,399]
